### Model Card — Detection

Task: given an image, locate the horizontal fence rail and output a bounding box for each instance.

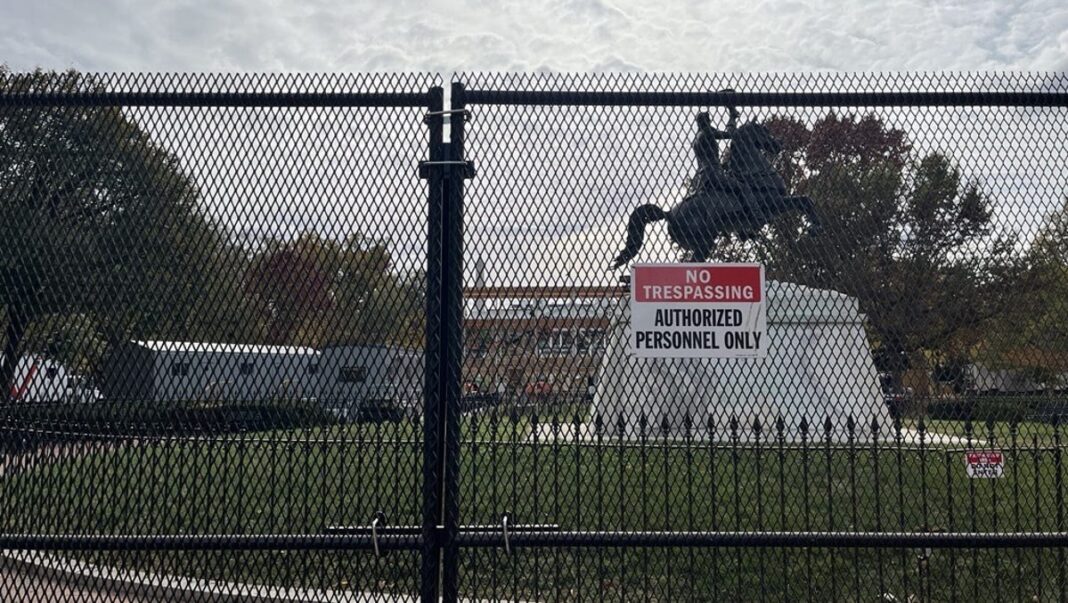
[0,534,423,551]
[464,89,1068,107]
[453,530,1068,549]
[0,91,433,107]
[4,531,1068,550]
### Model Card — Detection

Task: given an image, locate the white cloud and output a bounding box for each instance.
[3,0,1066,289]
[2,0,1066,73]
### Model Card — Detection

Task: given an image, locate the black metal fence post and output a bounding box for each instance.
[439,80,470,603]
[418,82,471,603]
[420,85,445,603]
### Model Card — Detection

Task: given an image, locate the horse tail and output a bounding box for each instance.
[611,204,666,269]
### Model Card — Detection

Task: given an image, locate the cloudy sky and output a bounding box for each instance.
[3,0,1066,288]
[2,0,1066,73]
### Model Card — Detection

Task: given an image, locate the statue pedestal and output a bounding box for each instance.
[591,280,893,442]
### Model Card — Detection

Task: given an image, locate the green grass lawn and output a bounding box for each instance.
[3,415,1067,601]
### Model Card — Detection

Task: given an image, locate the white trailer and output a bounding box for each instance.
[102,341,320,403]
[316,345,423,421]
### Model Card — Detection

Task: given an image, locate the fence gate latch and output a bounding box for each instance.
[418,140,476,180]
[371,511,386,557]
[417,159,476,180]
[502,513,511,555]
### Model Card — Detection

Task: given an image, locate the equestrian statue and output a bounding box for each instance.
[610,100,821,269]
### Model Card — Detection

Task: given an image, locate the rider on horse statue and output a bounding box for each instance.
[691,103,744,198]
[610,97,821,269]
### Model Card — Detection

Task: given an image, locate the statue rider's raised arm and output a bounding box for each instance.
[693,105,742,194]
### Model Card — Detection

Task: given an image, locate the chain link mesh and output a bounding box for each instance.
[0,70,1066,601]
[0,71,438,601]
[454,72,1068,601]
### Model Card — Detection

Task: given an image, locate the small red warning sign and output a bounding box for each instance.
[965,450,1004,479]
[632,264,763,303]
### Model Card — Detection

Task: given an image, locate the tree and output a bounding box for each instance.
[245,234,336,345]
[244,232,424,349]
[179,242,266,345]
[980,197,1068,380]
[0,68,225,399]
[20,313,107,378]
[729,113,1027,389]
[322,235,423,348]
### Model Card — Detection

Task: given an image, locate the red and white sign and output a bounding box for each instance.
[630,263,767,358]
[965,450,1004,479]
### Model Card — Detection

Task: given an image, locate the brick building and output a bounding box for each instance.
[462,285,625,402]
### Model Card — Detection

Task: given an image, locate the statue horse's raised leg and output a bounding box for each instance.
[752,193,822,234]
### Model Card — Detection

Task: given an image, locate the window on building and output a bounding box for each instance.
[579,329,606,354]
[536,332,552,355]
[339,365,367,384]
[239,361,255,376]
[537,329,575,356]
[556,330,575,353]
[171,362,190,377]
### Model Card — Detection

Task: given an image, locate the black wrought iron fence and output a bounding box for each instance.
[0,70,1067,602]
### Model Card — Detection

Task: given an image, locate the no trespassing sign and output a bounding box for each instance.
[630,263,767,359]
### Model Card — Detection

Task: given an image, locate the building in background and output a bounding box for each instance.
[463,285,624,404]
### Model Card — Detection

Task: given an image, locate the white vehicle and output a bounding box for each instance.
[7,355,99,403]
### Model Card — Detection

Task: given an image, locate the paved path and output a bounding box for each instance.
[0,565,158,602]
[0,551,424,602]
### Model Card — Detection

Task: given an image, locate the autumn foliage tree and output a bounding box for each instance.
[246,235,335,345]
[321,236,424,348]
[245,233,423,348]
[732,113,1029,390]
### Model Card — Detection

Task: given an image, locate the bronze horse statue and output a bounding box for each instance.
[611,120,821,268]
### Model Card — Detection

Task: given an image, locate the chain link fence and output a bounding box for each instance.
[0,70,1067,601]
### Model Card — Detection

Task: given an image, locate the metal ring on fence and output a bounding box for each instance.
[371,515,380,558]
[502,513,511,555]
[424,108,471,122]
